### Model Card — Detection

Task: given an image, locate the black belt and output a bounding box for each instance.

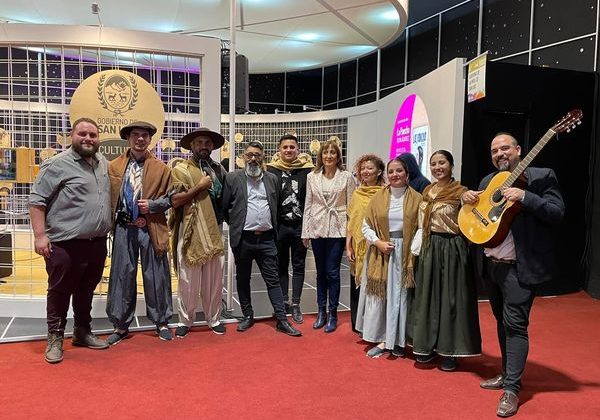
[116,210,146,228]
[242,229,274,238]
[488,257,516,265]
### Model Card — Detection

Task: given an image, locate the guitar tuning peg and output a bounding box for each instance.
[577,120,582,125]
[566,128,571,133]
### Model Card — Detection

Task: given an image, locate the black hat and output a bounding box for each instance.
[180,127,225,150]
[119,121,158,140]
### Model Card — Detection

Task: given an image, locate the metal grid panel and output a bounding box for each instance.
[0,43,204,298]
[221,118,349,168]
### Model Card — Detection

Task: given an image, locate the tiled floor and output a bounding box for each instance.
[0,249,351,343]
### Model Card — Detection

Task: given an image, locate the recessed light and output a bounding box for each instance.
[295,33,320,42]
[381,10,399,21]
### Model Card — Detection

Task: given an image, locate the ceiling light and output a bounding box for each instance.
[286,61,320,69]
[295,33,320,42]
[381,10,399,21]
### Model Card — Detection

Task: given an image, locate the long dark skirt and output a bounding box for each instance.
[411,232,481,357]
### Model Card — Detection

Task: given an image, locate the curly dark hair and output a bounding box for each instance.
[353,154,385,185]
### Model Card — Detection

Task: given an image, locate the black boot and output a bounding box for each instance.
[313,307,327,329]
[324,308,337,333]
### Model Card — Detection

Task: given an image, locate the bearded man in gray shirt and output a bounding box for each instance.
[29,117,112,364]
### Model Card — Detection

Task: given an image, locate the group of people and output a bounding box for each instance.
[30,119,564,418]
[349,150,481,369]
[344,136,564,418]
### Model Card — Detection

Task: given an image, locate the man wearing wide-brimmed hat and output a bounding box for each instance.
[169,127,228,338]
[106,120,174,343]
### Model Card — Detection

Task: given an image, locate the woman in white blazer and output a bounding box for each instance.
[302,139,355,333]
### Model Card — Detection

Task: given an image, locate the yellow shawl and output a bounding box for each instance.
[347,185,383,283]
[267,153,314,171]
[364,186,421,298]
[169,159,224,270]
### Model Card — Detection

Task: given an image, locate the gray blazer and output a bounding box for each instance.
[222,169,279,249]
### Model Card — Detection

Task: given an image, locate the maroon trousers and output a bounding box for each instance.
[45,236,107,333]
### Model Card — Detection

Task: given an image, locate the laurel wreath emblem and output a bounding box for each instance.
[97,74,108,111]
[127,76,138,113]
[96,73,139,116]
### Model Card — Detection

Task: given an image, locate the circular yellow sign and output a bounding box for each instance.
[234,133,244,143]
[70,70,165,151]
[309,139,321,155]
[0,128,10,147]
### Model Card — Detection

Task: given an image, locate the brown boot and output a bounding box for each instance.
[45,331,64,364]
[72,326,109,349]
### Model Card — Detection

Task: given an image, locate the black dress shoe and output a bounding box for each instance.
[480,374,505,390]
[291,305,304,324]
[236,317,255,332]
[497,391,519,417]
[415,353,436,364]
[276,320,302,336]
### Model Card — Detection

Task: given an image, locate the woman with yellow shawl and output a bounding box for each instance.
[410,150,481,371]
[346,155,385,333]
[356,157,422,358]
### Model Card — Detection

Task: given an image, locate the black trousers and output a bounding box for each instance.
[233,230,287,321]
[45,237,107,333]
[484,259,536,394]
[350,274,360,332]
[277,222,307,305]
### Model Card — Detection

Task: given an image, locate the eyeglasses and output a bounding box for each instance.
[244,152,263,160]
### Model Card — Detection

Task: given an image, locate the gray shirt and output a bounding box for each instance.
[29,147,112,242]
[243,175,273,231]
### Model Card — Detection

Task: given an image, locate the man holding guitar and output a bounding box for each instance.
[462,132,565,418]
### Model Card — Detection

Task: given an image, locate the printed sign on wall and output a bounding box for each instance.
[70,70,166,160]
[467,52,488,103]
[390,94,431,175]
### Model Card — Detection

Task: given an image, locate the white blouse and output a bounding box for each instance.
[362,186,406,244]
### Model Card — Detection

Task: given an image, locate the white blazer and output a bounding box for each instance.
[301,169,355,239]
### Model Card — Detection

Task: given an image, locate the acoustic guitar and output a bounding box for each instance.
[458,109,583,247]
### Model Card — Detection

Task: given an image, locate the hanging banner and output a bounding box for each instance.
[467,52,488,103]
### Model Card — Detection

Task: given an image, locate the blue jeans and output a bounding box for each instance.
[311,238,345,310]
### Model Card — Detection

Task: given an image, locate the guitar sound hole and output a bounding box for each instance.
[491,189,504,204]
[488,203,505,222]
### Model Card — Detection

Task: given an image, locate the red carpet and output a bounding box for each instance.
[1,291,599,419]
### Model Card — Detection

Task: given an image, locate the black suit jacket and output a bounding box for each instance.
[222,169,279,249]
[476,167,565,285]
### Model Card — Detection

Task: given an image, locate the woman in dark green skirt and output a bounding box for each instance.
[410,150,481,371]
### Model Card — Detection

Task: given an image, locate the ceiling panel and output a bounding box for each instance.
[0,0,404,73]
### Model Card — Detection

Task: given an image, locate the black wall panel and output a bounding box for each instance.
[339,60,357,100]
[407,17,439,81]
[482,0,531,59]
[440,0,479,65]
[533,0,596,48]
[380,33,406,89]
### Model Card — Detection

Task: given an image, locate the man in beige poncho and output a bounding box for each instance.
[170,128,227,338]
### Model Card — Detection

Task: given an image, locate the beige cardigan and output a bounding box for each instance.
[301,169,356,239]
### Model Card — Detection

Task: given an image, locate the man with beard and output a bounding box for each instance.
[222,141,302,336]
[170,128,227,338]
[462,133,565,417]
[29,117,112,363]
[267,134,314,323]
[106,121,174,343]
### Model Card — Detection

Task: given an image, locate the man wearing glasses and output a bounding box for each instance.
[222,141,301,336]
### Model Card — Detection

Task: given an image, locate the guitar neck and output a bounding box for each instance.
[503,129,555,187]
